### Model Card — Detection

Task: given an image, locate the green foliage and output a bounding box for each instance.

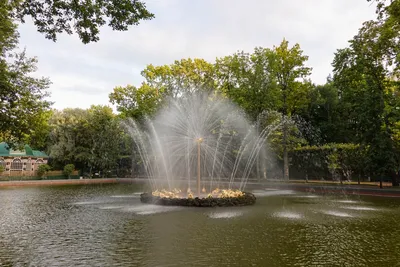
[291,143,367,180]
[36,164,51,178]
[48,105,125,175]
[0,1,52,148]
[109,84,161,121]
[10,0,154,44]
[308,81,342,143]
[0,165,4,173]
[331,10,399,180]
[143,58,216,94]
[63,164,75,178]
[269,39,313,116]
[215,48,279,120]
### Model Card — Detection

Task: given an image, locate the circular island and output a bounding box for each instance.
[140,189,256,207]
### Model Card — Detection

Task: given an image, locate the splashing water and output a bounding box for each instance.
[124,92,280,197]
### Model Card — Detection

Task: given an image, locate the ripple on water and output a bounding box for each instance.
[273,211,303,219]
[120,204,181,215]
[110,195,139,198]
[208,211,243,219]
[252,190,296,197]
[335,200,361,204]
[72,200,106,205]
[323,210,353,218]
[98,205,126,210]
[341,206,377,211]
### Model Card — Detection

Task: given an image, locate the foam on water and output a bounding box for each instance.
[341,206,377,211]
[252,190,296,197]
[296,195,318,198]
[208,211,243,219]
[98,205,126,210]
[273,211,303,219]
[110,195,139,198]
[323,210,353,218]
[72,201,106,205]
[335,200,361,204]
[120,204,181,215]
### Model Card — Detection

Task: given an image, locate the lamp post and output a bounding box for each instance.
[197,137,203,197]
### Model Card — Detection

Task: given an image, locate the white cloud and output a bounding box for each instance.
[16,0,377,110]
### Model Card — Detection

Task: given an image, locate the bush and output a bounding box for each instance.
[37,164,52,178]
[0,165,4,174]
[63,164,75,179]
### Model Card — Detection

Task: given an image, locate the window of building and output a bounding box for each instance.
[0,159,5,170]
[11,159,23,170]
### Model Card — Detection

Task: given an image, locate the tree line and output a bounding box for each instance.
[0,1,399,184]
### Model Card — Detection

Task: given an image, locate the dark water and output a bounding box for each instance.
[1,184,400,267]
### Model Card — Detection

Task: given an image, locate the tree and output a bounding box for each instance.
[47,106,124,176]
[308,81,341,143]
[47,108,91,169]
[85,105,123,175]
[215,48,279,121]
[109,83,161,121]
[332,17,399,186]
[268,39,313,180]
[110,58,216,121]
[37,164,51,178]
[63,164,75,179]
[0,2,52,147]
[9,0,154,44]
[141,58,216,98]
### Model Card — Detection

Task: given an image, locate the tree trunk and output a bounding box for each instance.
[282,115,289,180]
[282,86,289,181]
[391,170,399,187]
[379,176,383,189]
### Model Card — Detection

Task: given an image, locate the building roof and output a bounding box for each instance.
[0,142,49,158]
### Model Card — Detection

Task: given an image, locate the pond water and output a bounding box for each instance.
[1,184,400,266]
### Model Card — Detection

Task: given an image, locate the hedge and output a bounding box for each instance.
[290,143,368,181]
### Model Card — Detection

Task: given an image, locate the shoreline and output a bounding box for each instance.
[0,178,118,187]
[1,178,400,197]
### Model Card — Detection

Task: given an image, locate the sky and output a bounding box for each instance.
[17,0,377,110]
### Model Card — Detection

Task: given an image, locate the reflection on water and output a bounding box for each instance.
[208,211,243,219]
[1,184,400,266]
[273,211,303,219]
[322,210,353,218]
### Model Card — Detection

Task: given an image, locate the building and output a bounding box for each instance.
[0,142,49,177]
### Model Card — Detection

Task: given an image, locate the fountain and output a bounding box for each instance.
[125,92,279,207]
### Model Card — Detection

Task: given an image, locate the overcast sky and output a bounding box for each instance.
[17,0,377,110]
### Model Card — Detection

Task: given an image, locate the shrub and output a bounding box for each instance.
[63,164,75,179]
[37,164,52,178]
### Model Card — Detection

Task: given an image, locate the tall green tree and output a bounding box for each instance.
[332,16,399,186]
[215,48,279,121]
[110,58,216,120]
[141,58,216,98]
[9,0,154,44]
[109,83,161,121]
[47,106,124,175]
[268,39,313,180]
[0,1,52,147]
[308,81,341,143]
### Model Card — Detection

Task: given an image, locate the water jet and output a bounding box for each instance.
[125,92,278,207]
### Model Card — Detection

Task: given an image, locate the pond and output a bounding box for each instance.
[1,184,400,266]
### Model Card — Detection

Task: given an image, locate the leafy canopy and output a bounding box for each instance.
[10,0,154,44]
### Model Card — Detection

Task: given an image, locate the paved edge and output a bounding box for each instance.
[0,178,118,187]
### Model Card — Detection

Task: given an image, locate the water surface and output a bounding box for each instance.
[1,184,400,266]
